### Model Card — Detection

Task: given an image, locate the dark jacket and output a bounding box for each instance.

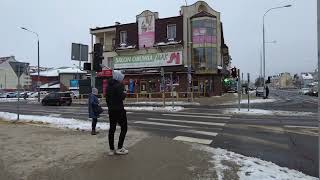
[106,79,126,111]
[88,93,100,118]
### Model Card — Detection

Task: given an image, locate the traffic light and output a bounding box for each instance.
[231,67,237,78]
[93,43,104,72]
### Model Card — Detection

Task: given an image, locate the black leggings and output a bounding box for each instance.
[108,109,128,150]
[92,118,98,131]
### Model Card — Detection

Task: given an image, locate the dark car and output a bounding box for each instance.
[256,87,264,97]
[41,92,72,106]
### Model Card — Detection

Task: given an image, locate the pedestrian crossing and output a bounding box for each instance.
[130,112,231,145]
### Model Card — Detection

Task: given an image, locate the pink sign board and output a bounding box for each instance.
[138,15,155,48]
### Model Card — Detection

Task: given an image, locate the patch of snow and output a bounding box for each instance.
[223,108,316,116]
[0,98,38,102]
[240,98,276,104]
[0,111,109,131]
[194,146,318,180]
[222,98,277,105]
[127,101,200,106]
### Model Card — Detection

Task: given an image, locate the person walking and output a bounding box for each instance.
[88,88,102,135]
[106,70,128,155]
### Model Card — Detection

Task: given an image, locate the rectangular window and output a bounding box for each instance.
[107,57,113,68]
[167,24,176,40]
[120,31,127,44]
[99,37,104,45]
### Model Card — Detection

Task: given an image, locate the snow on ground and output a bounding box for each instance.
[223,108,316,116]
[222,98,277,105]
[0,98,38,102]
[0,111,109,131]
[240,98,277,104]
[127,101,200,106]
[194,145,318,180]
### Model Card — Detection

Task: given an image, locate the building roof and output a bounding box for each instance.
[191,11,216,19]
[30,67,87,77]
[301,73,313,80]
[0,56,16,64]
[40,83,60,89]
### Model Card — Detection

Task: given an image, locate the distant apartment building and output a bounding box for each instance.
[89,1,230,96]
[300,72,314,88]
[0,56,31,90]
[279,72,293,89]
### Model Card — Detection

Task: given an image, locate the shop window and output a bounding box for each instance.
[167,24,176,40]
[120,31,127,44]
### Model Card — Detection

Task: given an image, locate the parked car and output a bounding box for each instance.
[30,91,48,98]
[70,91,79,99]
[41,92,72,106]
[0,93,6,98]
[256,87,264,97]
[299,88,311,95]
[3,92,17,98]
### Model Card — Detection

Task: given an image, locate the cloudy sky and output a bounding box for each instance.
[0,0,317,79]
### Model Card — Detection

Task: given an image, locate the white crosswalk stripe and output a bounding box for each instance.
[284,125,318,129]
[173,136,212,145]
[147,118,226,126]
[133,121,191,128]
[162,113,231,120]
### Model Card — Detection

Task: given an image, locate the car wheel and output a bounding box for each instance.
[7,95,9,98]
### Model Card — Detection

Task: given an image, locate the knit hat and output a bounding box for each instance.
[112,70,125,81]
[92,88,98,95]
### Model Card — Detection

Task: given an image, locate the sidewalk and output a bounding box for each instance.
[0,120,316,180]
[0,122,216,180]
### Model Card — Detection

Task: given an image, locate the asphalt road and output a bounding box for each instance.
[0,91,318,177]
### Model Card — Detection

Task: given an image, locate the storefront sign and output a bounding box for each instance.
[114,51,182,69]
[97,69,113,77]
[137,11,155,48]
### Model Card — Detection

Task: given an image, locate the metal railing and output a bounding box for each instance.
[72,92,199,105]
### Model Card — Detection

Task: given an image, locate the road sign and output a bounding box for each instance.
[9,62,29,78]
[71,43,89,61]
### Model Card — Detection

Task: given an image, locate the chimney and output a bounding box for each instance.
[115,22,121,25]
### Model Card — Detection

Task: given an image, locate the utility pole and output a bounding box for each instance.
[237,69,241,111]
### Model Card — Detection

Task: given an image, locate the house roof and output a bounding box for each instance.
[301,73,313,80]
[191,11,216,19]
[0,56,15,65]
[30,67,87,77]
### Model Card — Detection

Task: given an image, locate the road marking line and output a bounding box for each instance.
[183,130,218,137]
[133,121,190,128]
[48,113,61,117]
[162,114,231,120]
[147,118,226,126]
[173,136,212,145]
[284,125,318,129]
[176,112,232,117]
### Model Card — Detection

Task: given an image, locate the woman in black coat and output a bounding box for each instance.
[88,88,101,135]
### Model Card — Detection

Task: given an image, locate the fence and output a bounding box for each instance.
[73,92,200,105]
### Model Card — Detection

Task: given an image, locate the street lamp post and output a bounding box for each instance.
[20,27,40,102]
[262,5,291,88]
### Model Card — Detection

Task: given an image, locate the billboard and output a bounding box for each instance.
[113,51,182,69]
[138,11,155,48]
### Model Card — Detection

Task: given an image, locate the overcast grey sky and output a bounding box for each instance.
[0,0,317,79]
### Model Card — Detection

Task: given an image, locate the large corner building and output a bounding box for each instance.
[90,1,230,97]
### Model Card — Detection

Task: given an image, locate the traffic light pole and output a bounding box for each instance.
[238,69,241,111]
